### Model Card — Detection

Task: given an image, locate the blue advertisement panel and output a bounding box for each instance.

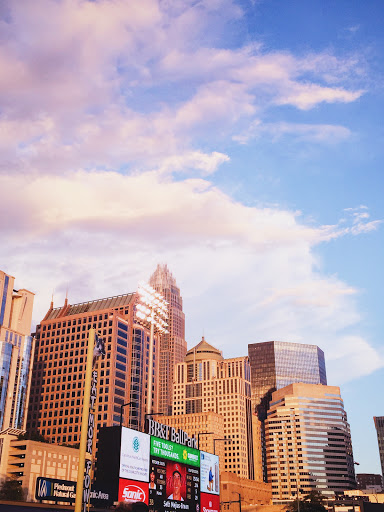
[199,452,220,495]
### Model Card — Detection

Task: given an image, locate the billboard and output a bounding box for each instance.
[199,451,219,495]
[114,425,218,512]
[35,477,109,505]
[120,428,151,482]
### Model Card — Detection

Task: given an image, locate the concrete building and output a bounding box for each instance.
[374,417,384,480]
[356,473,383,491]
[220,471,271,510]
[248,341,327,480]
[149,264,187,416]
[155,412,225,466]
[0,429,78,501]
[27,292,160,446]
[265,383,356,502]
[173,338,260,480]
[0,270,35,431]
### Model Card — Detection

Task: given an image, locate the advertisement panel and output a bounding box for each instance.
[115,424,219,512]
[118,478,149,504]
[35,477,109,505]
[200,493,220,512]
[199,452,220,495]
[150,437,200,467]
[120,428,151,482]
[36,477,76,503]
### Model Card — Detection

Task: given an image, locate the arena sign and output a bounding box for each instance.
[147,419,198,449]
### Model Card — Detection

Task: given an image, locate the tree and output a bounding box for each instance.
[288,490,327,512]
[17,430,49,443]
[0,477,25,501]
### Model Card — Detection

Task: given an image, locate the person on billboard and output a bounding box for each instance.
[207,467,214,491]
[167,466,184,501]
[149,470,156,490]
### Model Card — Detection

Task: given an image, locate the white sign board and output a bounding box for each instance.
[200,451,220,495]
[120,427,150,482]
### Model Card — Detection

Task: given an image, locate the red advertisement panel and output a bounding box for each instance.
[118,478,149,504]
[200,493,220,512]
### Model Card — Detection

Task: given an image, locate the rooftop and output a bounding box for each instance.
[44,293,135,320]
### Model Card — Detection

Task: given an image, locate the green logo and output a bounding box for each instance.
[133,436,140,452]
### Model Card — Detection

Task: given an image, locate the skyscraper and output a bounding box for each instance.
[149,264,187,415]
[27,292,160,445]
[248,341,327,481]
[0,270,34,431]
[172,338,257,480]
[265,383,356,501]
[374,416,384,480]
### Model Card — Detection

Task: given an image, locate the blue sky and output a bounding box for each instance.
[0,0,383,474]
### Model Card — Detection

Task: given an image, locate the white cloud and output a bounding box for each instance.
[234,120,352,144]
[0,0,380,387]
[1,170,382,384]
[0,0,366,176]
[276,83,363,110]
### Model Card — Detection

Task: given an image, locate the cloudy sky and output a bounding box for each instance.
[1,0,383,473]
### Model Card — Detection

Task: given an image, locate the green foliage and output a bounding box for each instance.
[0,477,25,501]
[17,430,49,443]
[61,442,80,449]
[288,490,327,512]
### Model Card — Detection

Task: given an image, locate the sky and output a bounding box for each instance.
[0,0,383,474]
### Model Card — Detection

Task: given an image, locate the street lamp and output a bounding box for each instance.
[136,282,168,416]
[214,438,232,455]
[197,432,214,450]
[232,492,241,512]
[120,402,133,428]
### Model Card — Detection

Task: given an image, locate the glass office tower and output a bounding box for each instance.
[248,341,327,421]
[248,341,327,481]
[0,270,34,431]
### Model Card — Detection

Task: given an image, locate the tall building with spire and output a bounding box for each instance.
[0,270,35,431]
[149,264,187,415]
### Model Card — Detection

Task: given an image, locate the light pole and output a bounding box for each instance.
[214,437,232,455]
[136,283,168,417]
[120,402,133,428]
[233,492,241,512]
[197,432,214,450]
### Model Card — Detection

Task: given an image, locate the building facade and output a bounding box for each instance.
[265,383,356,502]
[0,431,79,502]
[356,473,383,491]
[374,416,384,480]
[155,412,225,465]
[149,264,187,415]
[0,270,35,431]
[27,292,160,446]
[173,338,258,480]
[248,341,327,480]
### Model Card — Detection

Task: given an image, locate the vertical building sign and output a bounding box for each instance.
[83,369,98,510]
[75,330,105,512]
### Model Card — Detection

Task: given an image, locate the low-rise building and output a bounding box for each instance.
[0,429,78,502]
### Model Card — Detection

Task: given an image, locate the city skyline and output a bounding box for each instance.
[1,0,383,477]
